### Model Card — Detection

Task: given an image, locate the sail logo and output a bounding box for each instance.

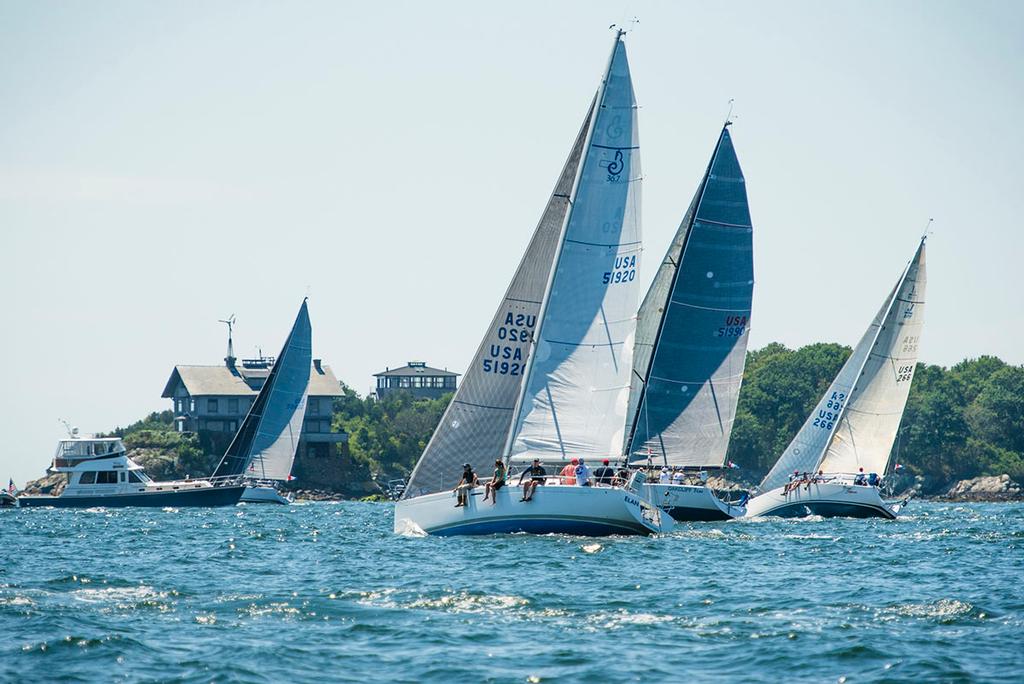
[813,392,846,431]
[716,315,748,338]
[602,254,636,285]
[903,303,916,319]
[599,150,625,182]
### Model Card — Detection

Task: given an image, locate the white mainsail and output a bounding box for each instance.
[817,241,927,475]
[623,127,754,467]
[759,240,927,492]
[510,33,642,463]
[400,102,596,498]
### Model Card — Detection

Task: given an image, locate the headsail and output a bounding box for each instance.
[759,240,927,491]
[400,101,596,498]
[623,126,754,467]
[817,241,926,475]
[510,33,642,463]
[212,300,312,481]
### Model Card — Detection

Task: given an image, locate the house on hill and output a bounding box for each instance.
[373,361,458,400]
[162,355,346,458]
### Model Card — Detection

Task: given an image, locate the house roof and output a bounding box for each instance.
[162,362,343,398]
[373,361,459,378]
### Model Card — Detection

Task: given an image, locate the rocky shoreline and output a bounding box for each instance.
[927,474,1023,502]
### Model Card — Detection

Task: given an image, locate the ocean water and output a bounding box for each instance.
[1,501,1021,683]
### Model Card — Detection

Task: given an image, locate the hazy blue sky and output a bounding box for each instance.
[2,1,1022,483]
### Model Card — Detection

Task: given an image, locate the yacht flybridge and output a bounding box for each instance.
[395,31,671,536]
[16,433,244,508]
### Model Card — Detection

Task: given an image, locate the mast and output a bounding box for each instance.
[501,29,627,462]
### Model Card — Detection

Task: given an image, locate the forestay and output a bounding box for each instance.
[817,242,926,475]
[401,102,595,498]
[212,300,312,481]
[624,127,754,467]
[510,35,642,464]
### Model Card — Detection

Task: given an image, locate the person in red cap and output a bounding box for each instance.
[559,458,579,485]
[594,458,616,486]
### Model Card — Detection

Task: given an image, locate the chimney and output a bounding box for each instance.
[313,358,323,374]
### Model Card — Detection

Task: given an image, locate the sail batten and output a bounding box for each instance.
[624,127,754,467]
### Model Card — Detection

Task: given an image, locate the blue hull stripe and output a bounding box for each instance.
[428,515,651,537]
[664,506,734,522]
[759,499,896,520]
[18,486,245,508]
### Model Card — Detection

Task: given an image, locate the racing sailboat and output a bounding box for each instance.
[622,124,754,521]
[746,238,927,518]
[394,31,671,536]
[213,299,312,504]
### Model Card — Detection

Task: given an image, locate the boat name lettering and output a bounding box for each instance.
[624,496,639,507]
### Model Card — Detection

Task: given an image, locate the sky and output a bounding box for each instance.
[2,1,1022,484]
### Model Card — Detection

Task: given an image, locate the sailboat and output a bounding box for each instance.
[622,124,754,521]
[745,238,927,519]
[394,31,671,536]
[213,299,312,505]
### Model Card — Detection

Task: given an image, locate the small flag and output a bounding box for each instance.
[894,463,904,471]
[286,474,296,482]
[727,461,740,469]
[7,478,14,494]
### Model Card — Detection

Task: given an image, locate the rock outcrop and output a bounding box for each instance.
[940,474,1022,501]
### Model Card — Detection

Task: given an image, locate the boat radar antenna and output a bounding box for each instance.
[219,314,236,365]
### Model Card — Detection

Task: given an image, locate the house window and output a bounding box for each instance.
[309,398,319,415]
[208,398,219,414]
[229,398,239,414]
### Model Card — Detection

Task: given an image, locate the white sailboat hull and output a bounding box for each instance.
[642,483,745,521]
[395,482,673,537]
[240,485,291,505]
[745,482,905,519]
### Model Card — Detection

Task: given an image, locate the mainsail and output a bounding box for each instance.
[623,126,754,467]
[212,300,312,481]
[759,240,927,491]
[510,33,642,463]
[400,102,595,498]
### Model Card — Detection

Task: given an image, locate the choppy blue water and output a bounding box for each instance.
[1,502,1022,683]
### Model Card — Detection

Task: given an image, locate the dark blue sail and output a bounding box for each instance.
[625,127,754,466]
[212,300,312,480]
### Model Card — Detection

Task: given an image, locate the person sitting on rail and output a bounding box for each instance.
[453,463,479,508]
[482,459,506,504]
[518,458,547,502]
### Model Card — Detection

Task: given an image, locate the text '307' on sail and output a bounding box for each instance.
[745,238,928,519]
[395,31,671,537]
[623,124,754,522]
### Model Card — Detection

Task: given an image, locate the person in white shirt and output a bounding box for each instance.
[658,467,671,484]
[671,467,685,485]
[575,458,592,486]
